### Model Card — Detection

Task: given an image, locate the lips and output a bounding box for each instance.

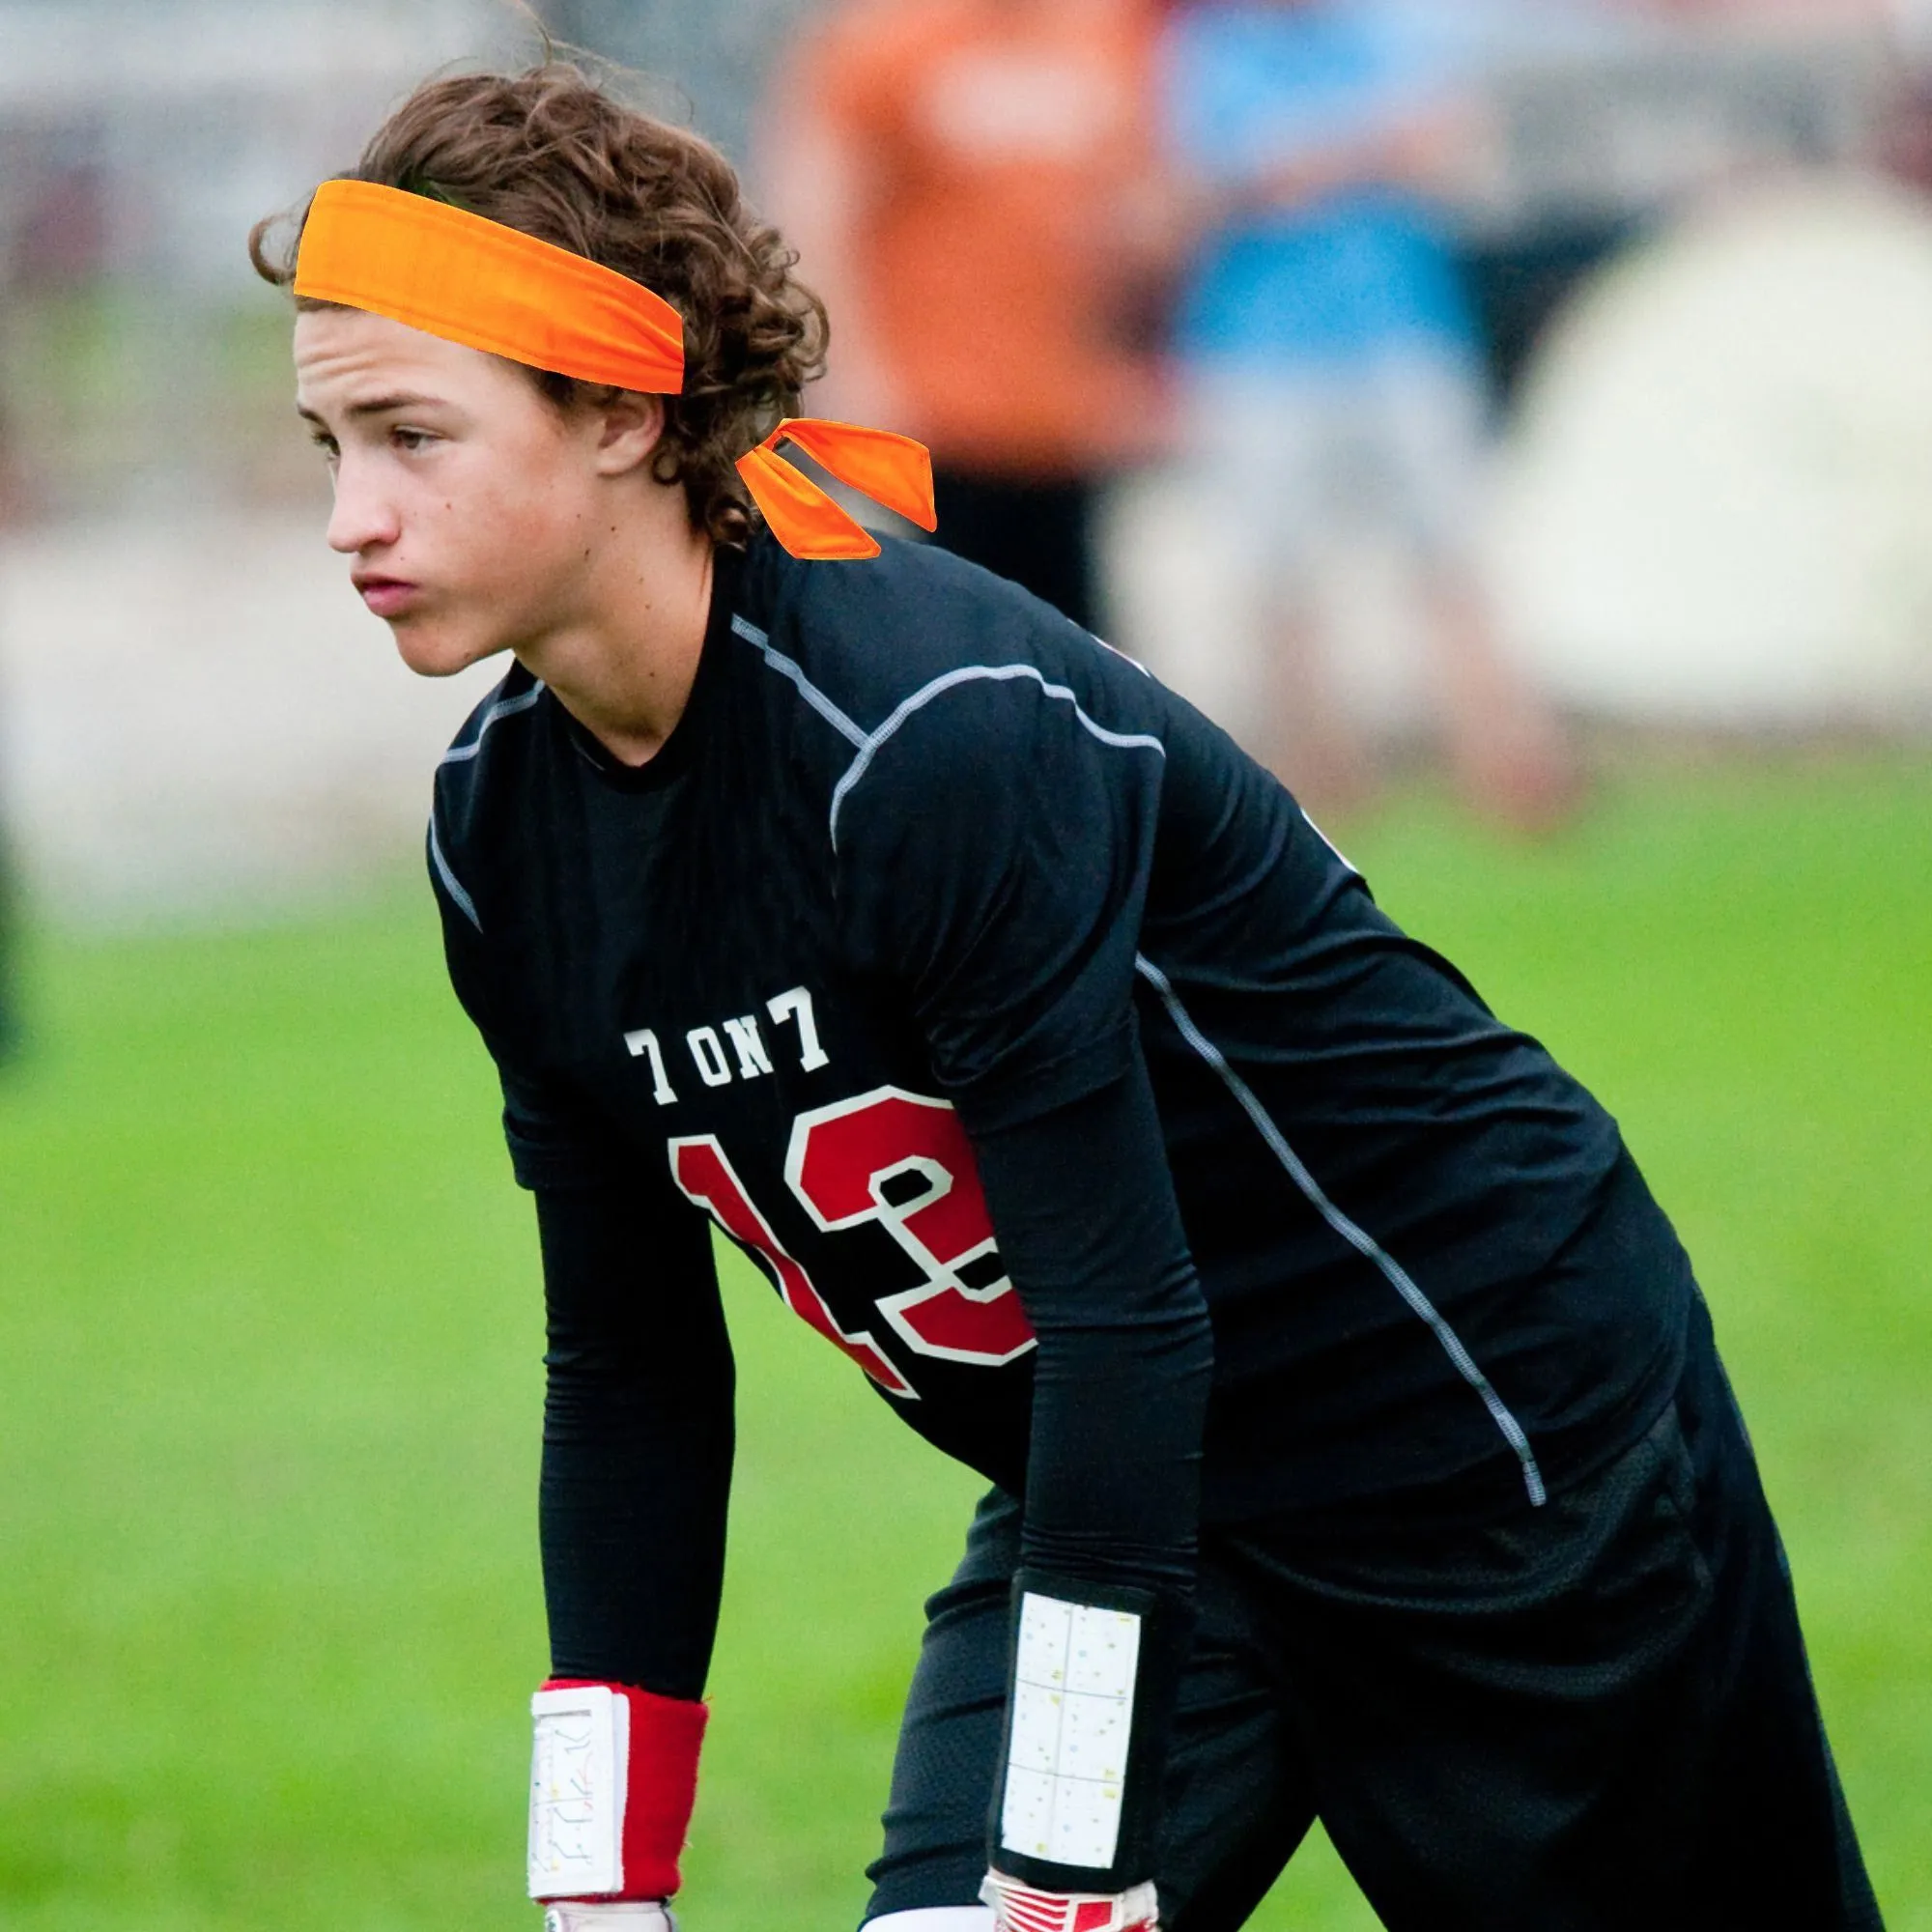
[355,575,418,617]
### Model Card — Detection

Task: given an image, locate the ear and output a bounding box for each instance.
[591,390,668,478]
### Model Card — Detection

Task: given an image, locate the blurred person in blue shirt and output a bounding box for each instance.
[1159,0,1577,827]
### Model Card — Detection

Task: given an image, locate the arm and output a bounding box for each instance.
[967,1064,1212,1913]
[429,829,732,1913]
[1161,11,1487,224]
[1235,99,1485,215]
[536,1183,733,1698]
[835,647,1205,1914]
[970,1065,1208,1603]
[526,1178,733,1915]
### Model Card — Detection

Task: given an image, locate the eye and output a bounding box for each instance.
[391,426,440,454]
[308,431,338,461]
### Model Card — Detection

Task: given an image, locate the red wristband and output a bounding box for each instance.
[538,1679,708,1900]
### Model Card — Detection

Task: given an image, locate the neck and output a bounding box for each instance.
[516,496,717,768]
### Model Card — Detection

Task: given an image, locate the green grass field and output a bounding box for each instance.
[1,753,1926,1930]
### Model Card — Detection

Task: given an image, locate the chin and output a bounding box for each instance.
[390,620,509,680]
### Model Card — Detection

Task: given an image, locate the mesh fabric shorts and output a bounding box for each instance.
[863,1292,1881,1931]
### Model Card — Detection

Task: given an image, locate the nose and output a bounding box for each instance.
[326,453,403,556]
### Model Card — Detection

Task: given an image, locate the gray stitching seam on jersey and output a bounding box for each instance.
[732,613,867,748]
[438,681,546,765]
[1133,952,1548,1509]
[427,812,482,933]
[828,664,1167,849]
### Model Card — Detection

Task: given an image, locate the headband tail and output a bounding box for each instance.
[736,441,883,561]
[767,419,938,533]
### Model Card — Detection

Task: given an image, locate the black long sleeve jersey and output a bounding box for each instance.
[431,533,1691,1707]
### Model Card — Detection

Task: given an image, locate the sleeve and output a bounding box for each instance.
[970,1060,1212,1892]
[426,806,733,1695]
[428,810,631,1195]
[838,676,1214,1892]
[835,670,1163,1129]
[537,1182,734,1700]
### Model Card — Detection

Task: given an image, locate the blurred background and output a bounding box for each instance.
[0,2,1926,1928]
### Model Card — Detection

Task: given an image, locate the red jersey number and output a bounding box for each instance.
[669,1090,1036,1400]
[669,1134,916,1398]
[786,1089,1036,1368]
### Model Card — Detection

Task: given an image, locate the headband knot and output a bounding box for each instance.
[736,419,937,561]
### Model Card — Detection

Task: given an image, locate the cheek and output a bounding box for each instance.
[455,460,594,598]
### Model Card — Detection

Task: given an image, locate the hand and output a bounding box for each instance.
[980,1870,1159,1932]
[539,1904,675,1932]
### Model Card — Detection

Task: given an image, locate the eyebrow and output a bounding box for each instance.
[295,391,447,427]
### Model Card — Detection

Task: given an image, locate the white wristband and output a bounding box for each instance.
[530,1686,631,1898]
[1002,1593,1143,1869]
[541,1904,673,1931]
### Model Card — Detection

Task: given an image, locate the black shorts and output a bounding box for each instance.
[864,1293,1881,1930]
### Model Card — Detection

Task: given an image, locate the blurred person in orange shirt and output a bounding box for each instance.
[758,0,1173,634]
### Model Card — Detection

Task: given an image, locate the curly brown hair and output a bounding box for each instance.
[249,64,828,546]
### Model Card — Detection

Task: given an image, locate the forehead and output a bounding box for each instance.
[292,305,523,414]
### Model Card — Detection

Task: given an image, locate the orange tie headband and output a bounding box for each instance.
[294,179,936,560]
